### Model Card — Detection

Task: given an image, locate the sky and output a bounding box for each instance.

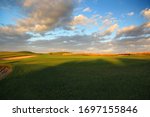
[0,0,150,53]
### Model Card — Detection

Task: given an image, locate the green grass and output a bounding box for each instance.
[0,52,150,100]
[0,51,36,58]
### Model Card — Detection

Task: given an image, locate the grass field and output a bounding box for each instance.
[0,52,150,100]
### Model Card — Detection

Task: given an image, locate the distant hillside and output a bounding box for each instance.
[48,52,150,56]
[49,52,73,55]
[118,52,150,56]
[18,51,35,54]
[0,51,36,59]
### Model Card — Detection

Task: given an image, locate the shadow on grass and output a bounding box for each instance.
[0,58,150,100]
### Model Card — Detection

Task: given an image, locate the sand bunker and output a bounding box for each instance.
[0,65,12,80]
[1,55,36,60]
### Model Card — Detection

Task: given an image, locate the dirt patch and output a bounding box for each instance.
[0,65,12,80]
[1,55,36,60]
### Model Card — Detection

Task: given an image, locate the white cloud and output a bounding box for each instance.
[0,25,32,50]
[117,25,136,37]
[30,35,150,53]
[116,22,150,38]
[142,8,150,20]
[70,14,97,26]
[17,0,75,33]
[99,12,118,31]
[100,24,119,37]
[127,12,134,16]
[83,7,92,12]
[0,0,76,50]
[0,0,75,34]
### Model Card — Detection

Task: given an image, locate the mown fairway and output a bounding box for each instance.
[0,52,150,100]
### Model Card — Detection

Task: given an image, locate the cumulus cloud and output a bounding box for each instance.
[99,12,118,31]
[0,25,32,51]
[0,0,79,49]
[0,25,31,43]
[0,0,76,40]
[142,8,150,20]
[0,0,75,33]
[17,0,75,33]
[116,22,150,38]
[70,14,97,26]
[0,0,76,50]
[93,23,118,39]
[100,24,118,37]
[83,7,92,12]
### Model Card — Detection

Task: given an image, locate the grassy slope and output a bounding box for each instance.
[0,53,150,100]
[0,51,36,59]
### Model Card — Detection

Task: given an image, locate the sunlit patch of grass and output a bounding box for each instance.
[99,57,124,66]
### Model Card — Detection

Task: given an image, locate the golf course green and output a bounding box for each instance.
[0,52,150,100]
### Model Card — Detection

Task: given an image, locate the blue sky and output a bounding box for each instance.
[0,0,150,53]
